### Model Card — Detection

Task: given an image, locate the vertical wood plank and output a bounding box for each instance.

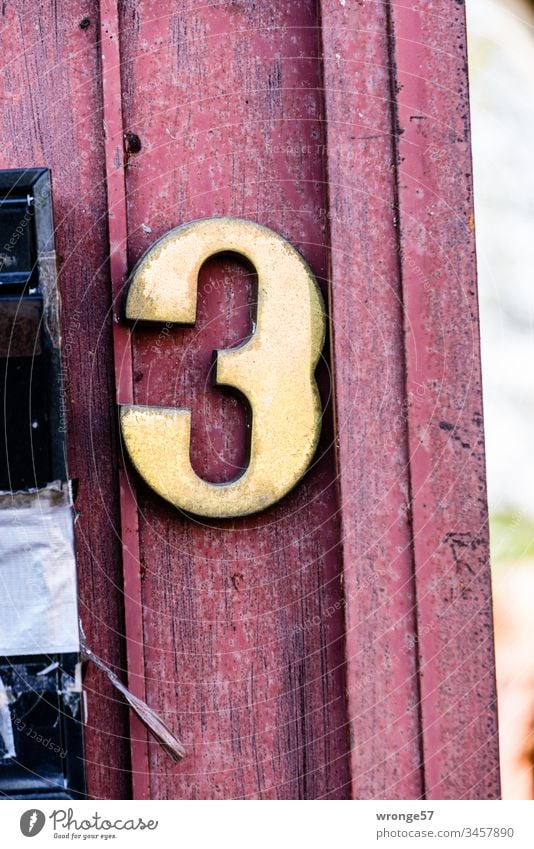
[319,0,424,798]
[118,0,351,799]
[0,1,130,798]
[99,0,151,800]
[0,0,500,802]
[389,0,500,798]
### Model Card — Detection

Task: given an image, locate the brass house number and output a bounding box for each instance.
[120,217,326,518]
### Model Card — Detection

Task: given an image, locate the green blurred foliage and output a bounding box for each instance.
[490,510,534,564]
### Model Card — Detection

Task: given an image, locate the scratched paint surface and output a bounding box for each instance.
[118,0,350,799]
[117,0,498,799]
[319,0,424,799]
[0,2,130,799]
[390,0,500,798]
[0,0,499,801]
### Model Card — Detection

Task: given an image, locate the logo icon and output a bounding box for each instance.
[20,810,46,837]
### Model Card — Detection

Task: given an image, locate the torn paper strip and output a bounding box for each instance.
[0,675,15,758]
[0,481,79,656]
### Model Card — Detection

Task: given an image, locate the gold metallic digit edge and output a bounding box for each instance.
[120,217,326,519]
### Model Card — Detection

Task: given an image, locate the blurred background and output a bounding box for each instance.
[467,0,534,800]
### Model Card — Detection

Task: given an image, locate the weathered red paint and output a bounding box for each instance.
[0,0,130,798]
[0,0,499,800]
[319,0,424,799]
[118,0,350,800]
[99,0,150,799]
[390,0,500,798]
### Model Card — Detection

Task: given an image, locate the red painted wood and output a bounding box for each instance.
[118,0,351,799]
[111,0,498,800]
[389,0,500,798]
[0,1,130,798]
[0,0,499,801]
[99,0,151,800]
[319,0,424,799]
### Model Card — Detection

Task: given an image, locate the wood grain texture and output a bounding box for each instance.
[389,0,500,798]
[0,0,499,801]
[0,1,131,799]
[99,0,151,799]
[319,0,424,799]
[118,0,350,799]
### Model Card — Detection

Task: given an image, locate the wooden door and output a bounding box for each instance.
[0,0,500,799]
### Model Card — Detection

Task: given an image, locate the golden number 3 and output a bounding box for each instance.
[120,217,326,518]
